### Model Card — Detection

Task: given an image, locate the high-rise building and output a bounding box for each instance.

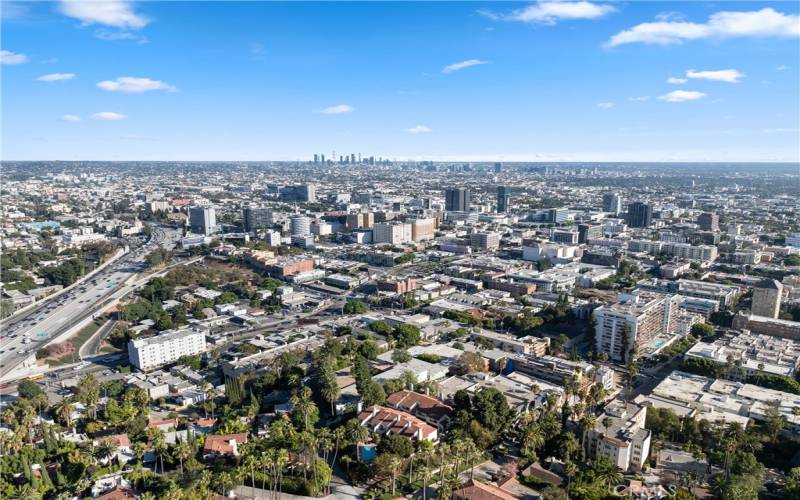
[494,162,503,173]
[189,207,216,236]
[373,222,412,244]
[347,212,375,230]
[290,215,311,236]
[350,153,356,164]
[410,218,435,241]
[602,192,622,215]
[469,232,501,251]
[242,207,273,232]
[444,188,471,212]
[578,224,603,244]
[313,154,319,163]
[697,211,720,232]
[627,202,653,228]
[497,186,510,213]
[593,293,681,363]
[280,184,316,203]
[751,279,783,319]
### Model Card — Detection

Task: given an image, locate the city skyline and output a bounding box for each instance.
[3,1,800,162]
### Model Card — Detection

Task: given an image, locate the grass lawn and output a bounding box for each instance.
[44,315,109,364]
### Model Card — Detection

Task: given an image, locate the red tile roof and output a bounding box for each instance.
[358,405,437,441]
[453,480,519,500]
[203,433,248,455]
[386,390,453,423]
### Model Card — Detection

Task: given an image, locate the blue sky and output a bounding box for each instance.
[2,1,799,161]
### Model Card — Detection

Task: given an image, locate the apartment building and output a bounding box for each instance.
[469,232,501,251]
[685,331,800,379]
[128,329,207,372]
[583,399,651,472]
[469,329,550,355]
[751,279,783,319]
[593,293,681,363]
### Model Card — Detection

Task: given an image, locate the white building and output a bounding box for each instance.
[583,399,651,472]
[290,215,311,236]
[684,331,800,379]
[128,329,207,372]
[373,222,412,245]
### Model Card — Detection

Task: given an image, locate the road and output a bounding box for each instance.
[0,226,182,380]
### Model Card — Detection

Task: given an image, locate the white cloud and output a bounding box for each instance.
[404,125,432,134]
[59,0,149,29]
[94,29,146,43]
[37,73,76,82]
[667,77,687,84]
[92,111,127,121]
[658,90,707,102]
[776,65,790,71]
[1,49,28,65]
[686,69,744,83]
[627,96,650,102]
[442,59,489,74]
[596,102,615,109]
[481,1,615,25]
[97,77,176,93]
[607,8,800,47]
[62,114,81,122]
[320,104,353,115]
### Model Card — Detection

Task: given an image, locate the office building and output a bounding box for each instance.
[189,207,216,236]
[593,293,682,363]
[264,230,282,247]
[280,184,316,203]
[578,224,603,244]
[373,221,412,245]
[602,192,622,215]
[497,186,510,213]
[494,162,503,173]
[410,218,435,241]
[242,207,273,232]
[347,212,375,230]
[697,211,720,232]
[786,233,800,248]
[128,329,207,372]
[751,279,783,319]
[290,215,311,236]
[551,229,579,245]
[627,202,653,228]
[469,232,501,251]
[444,188,471,212]
[583,399,651,472]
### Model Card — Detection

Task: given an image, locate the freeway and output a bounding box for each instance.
[0,226,182,380]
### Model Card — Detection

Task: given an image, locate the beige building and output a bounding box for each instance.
[583,399,651,472]
[751,279,783,319]
[373,221,412,245]
[410,218,435,241]
[346,212,374,230]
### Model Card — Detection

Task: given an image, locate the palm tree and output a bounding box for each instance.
[592,458,623,490]
[602,417,613,437]
[243,453,258,494]
[330,426,346,467]
[564,460,578,486]
[218,471,234,496]
[173,440,192,477]
[290,387,316,431]
[54,400,74,428]
[94,438,118,465]
[345,418,369,459]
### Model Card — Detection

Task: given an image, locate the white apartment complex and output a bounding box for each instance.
[684,331,800,379]
[583,399,651,472]
[373,221,412,245]
[128,328,207,372]
[593,292,684,363]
